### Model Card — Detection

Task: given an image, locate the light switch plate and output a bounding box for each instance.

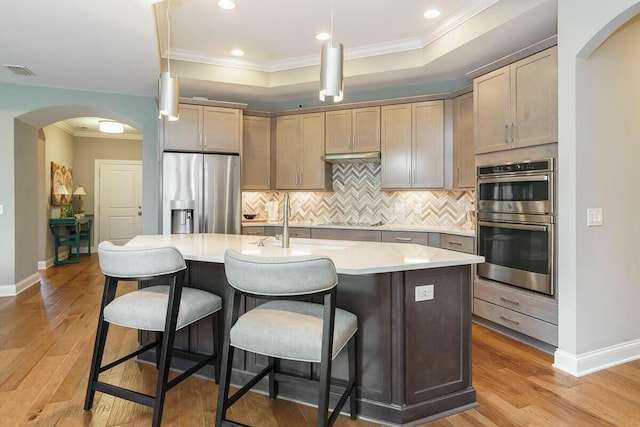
[587,208,603,226]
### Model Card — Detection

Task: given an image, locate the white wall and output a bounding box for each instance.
[556,0,640,375]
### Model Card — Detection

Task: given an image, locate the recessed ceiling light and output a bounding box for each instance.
[231,49,244,57]
[316,32,330,41]
[423,9,441,19]
[218,0,236,10]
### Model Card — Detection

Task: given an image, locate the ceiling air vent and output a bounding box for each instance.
[3,64,35,76]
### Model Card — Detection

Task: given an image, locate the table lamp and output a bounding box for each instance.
[54,184,71,217]
[73,185,87,214]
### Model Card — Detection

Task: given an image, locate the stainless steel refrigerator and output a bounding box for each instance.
[162,152,241,235]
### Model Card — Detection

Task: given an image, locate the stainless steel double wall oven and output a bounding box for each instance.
[476,159,555,295]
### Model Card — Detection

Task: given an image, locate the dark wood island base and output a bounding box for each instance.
[141,261,475,426]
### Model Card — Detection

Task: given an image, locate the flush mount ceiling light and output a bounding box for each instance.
[158,0,179,121]
[230,49,245,57]
[319,0,344,103]
[315,32,330,41]
[99,121,124,134]
[423,9,441,19]
[217,0,236,10]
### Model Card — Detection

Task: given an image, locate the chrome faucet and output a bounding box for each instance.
[282,192,290,248]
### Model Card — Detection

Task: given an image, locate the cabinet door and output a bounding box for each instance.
[164,104,202,151]
[381,104,412,189]
[299,113,330,190]
[242,116,271,190]
[452,92,475,188]
[202,107,241,153]
[352,106,381,153]
[275,116,300,189]
[511,46,558,148]
[474,67,511,154]
[412,101,444,188]
[325,110,352,154]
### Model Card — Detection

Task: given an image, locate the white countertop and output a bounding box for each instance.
[241,221,475,237]
[127,233,483,275]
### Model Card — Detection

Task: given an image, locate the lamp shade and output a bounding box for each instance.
[159,71,179,121]
[54,185,71,196]
[319,42,344,103]
[99,120,124,134]
[73,185,87,196]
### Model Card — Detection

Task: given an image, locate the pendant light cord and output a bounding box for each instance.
[167,0,172,74]
[329,0,334,48]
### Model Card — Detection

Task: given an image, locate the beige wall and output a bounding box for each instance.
[576,16,640,349]
[557,0,640,374]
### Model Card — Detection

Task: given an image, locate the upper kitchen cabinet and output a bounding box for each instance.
[474,46,557,154]
[381,101,444,189]
[242,115,272,190]
[452,92,475,188]
[325,107,380,154]
[275,113,331,191]
[164,104,242,154]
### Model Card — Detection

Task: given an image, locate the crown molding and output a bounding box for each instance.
[73,130,143,141]
[53,121,75,135]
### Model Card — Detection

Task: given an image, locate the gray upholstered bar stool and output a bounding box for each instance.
[216,249,358,427]
[85,241,222,427]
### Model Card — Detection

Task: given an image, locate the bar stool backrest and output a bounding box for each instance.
[224,249,337,297]
[98,241,186,279]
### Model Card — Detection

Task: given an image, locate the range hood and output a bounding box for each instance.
[322,151,381,163]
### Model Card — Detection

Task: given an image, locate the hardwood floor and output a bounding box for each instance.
[2,254,640,426]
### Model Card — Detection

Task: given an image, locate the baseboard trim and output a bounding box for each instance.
[0,273,41,297]
[553,339,640,377]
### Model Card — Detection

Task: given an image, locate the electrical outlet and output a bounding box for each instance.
[587,208,603,226]
[0,204,3,215]
[415,203,422,216]
[394,202,405,215]
[415,284,434,302]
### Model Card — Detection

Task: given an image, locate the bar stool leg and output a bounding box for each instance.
[348,336,357,419]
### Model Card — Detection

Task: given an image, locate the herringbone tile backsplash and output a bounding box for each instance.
[243,163,475,227]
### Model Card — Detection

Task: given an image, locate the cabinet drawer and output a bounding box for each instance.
[473,299,558,346]
[242,226,265,236]
[265,226,311,238]
[474,279,558,324]
[381,231,428,246]
[311,228,381,242]
[440,234,474,254]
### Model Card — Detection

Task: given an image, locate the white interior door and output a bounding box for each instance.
[96,160,142,245]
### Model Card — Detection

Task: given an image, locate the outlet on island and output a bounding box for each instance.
[415,284,434,302]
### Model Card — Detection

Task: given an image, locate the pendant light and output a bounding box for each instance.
[158,0,179,121]
[319,0,343,103]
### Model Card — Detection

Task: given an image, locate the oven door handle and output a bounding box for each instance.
[478,175,549,184]
[478,221,548,232]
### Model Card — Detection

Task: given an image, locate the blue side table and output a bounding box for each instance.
[49,215,93,265]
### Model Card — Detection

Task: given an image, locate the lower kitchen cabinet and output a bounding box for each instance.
[381,230,429,246]
[473,277,558,346]
[311,228,381,242]
[241,226,265,236]
[265,226,311,238]
[431,233,474,254]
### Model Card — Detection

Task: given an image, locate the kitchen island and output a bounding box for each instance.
[127,233,483,426]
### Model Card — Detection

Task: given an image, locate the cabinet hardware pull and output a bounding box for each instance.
[505,124,509,143]
[396,237,412,242]
[500,296,520,305]
[408,169,411,184]
[457,167,461,184]
[299,172,303,185]
[352,135,356,150]
[246,231,261,235]
[447,241,463,245]
[203,132,207,148]
[413,168,416,184]
[509,122,515,143]
[499,315,520,325]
